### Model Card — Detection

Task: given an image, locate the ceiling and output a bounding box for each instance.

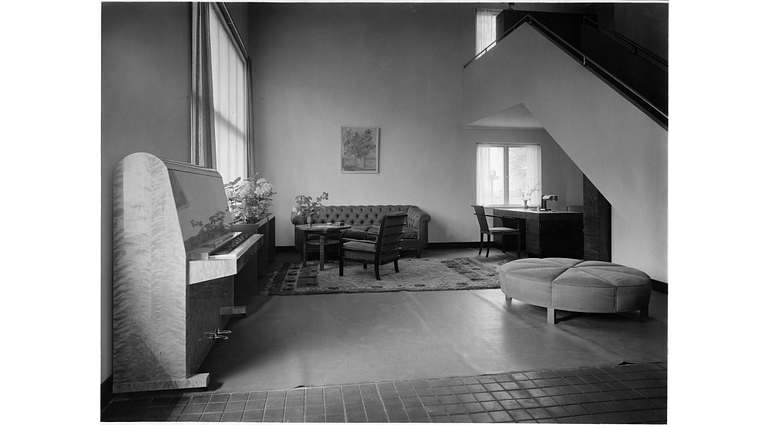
[464,103,544,129]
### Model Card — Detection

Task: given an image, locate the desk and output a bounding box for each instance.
[493,208,583,259]
[296,223,351,271]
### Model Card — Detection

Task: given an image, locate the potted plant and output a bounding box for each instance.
[291,192,329,227]
[224,175,276,223]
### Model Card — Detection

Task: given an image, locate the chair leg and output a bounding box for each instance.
[501,234,506,253]
[374,263,380,280]
[478,233,483,256]
[394,259,399,273]
[517,233,521,258]
[485,234,491,257]
[339,257,344,276]
[363,263,367,269]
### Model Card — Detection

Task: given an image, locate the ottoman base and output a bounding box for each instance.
[507,297,650,324]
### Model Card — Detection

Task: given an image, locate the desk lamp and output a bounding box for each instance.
[541,195,558,211]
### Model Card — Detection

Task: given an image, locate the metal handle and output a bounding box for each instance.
[204,329,231,340]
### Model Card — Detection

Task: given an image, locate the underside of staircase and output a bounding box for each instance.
[462,20,668,282]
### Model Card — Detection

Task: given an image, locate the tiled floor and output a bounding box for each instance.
[102,362,666,423]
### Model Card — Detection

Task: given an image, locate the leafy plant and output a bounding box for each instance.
[224,174,276,222]
[292,192,329,222]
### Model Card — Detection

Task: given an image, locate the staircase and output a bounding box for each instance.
[462,17,668,282]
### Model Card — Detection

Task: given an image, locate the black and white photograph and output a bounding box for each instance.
[99,2,671,422]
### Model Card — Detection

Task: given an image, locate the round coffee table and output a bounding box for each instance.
[296,223,351,271]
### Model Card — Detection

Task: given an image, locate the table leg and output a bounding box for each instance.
[319,234,326,271]
[302,233,308,267]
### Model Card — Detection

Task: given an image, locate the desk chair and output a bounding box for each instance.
[338,213,407,280]
[472,205,521,258]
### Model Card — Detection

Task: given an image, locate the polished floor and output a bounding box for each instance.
[102,248,668,422]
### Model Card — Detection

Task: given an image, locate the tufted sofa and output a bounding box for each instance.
[290,205,431,257]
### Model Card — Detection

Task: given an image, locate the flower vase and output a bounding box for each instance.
[523,199,529,209]
[306,215,312,228]
[244,199,258,223]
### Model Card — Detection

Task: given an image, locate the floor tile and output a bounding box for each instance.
[102,362,667,423]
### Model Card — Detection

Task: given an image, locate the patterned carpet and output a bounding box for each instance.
[262,257,500,295]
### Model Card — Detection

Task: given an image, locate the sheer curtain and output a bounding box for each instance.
[476,144,494,205]
[523,144,542,207]
[475,9,499,55]
[208,3,248,185]
[191,3,216,169]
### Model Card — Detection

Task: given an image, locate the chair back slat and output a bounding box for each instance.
[376,213,407,250]
[471,205,490,232]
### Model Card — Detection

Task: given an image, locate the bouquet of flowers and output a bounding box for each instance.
[224,175,276,223]
[518,183,540,206]
[292,192,329,226]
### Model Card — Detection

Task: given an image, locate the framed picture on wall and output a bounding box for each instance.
[341,127,379,173]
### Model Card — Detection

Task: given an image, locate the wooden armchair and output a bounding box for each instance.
[338,212,408,280]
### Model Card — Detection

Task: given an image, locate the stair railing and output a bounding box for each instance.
[582,17,667,69]
[465,14,668,129]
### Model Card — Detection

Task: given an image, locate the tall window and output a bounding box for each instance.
[476,9,501,56]
[209,3,248,184]
[476,144,541,207]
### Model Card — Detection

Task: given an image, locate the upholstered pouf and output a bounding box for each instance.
[499,258,652,324]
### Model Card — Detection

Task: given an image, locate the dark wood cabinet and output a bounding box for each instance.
[230,214,276,297]
[583,174,611,261]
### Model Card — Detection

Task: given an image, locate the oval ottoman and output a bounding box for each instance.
[499,258,651,324]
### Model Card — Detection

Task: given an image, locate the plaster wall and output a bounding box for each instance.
[248,3,583,248]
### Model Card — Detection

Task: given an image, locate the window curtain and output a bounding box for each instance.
[245,61,256,177]
[208,3,252,184]
[476,9,498,55]
[523,144,542,207]
[191,2,217,169]
[476,144,495,205]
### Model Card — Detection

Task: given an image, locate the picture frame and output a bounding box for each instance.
[341,127,379,173]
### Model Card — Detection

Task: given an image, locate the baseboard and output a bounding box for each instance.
[426,242,479,249]
[651,279,668,294]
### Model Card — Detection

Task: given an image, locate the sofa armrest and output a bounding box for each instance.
[406,206,431,253]
[290,210,307,226]
[406,206,431,229]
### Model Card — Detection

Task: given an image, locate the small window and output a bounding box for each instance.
[476,144,541,207]
[476,9,502,56]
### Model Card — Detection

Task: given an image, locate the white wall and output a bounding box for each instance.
[463,24,668,282]
[248,3,583,248]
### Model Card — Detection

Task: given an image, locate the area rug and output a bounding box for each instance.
[262,257,500,295]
